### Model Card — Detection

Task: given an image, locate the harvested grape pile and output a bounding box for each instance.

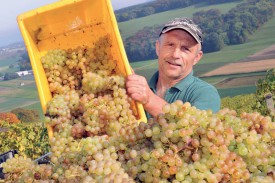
[2,35,275,183]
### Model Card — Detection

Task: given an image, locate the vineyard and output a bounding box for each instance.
[221,69,275,121]
[0,121,50,159]
[0,36,274,182]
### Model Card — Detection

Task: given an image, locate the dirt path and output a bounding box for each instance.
[201,59,275,77]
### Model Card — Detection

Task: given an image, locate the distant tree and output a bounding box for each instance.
[20,52,30,62]
[9,64,15,69]
[18,52,32,71]
[115,0,199,22]
[0,112,20,124]
[239,12,258,34]
[11,108,40,123]
[125,25,160,61]
[203,32,224,53]
[227,21,248,44]
[138,7,155,17]
[4,73,20,80]
[18,62,32,71]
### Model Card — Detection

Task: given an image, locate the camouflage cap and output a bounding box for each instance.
[160,17,203,44]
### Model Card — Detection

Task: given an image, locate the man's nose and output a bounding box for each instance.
[172,47,181,58]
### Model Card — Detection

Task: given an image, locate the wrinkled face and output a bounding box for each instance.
[156,29,203,81]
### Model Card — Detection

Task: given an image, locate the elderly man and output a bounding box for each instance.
[126,17,221,118]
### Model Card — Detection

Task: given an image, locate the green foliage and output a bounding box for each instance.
[11,108,40,123]
[0,121,50,159]
[115,0,195,22]
[9,64,15,69]
[221,94,257,115]
[18,51,32,71]
[221,69,275,120]
[3,72,20,80]
[18,61,32,71]
[20,52,30,62]
[203,32,225,52]
[115,0,240,22]
[254,69,275,120]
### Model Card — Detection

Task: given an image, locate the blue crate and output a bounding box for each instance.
[0,150,18,179]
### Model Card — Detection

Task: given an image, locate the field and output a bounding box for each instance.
[200,44,275,78]
[0,52,20,73]
[0,1,275,113]
[201,59,275,77]
[0,75,42,113]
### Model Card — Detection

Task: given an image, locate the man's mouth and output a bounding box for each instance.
[167,61,181,66]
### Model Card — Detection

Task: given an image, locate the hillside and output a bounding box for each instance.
[118,1,243,39]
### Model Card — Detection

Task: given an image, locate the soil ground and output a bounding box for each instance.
[201,45,275,88]
[201,44,275,77]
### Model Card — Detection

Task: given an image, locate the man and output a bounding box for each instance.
[126,17,220,118]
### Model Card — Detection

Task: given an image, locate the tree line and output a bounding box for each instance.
[115,0,240,22]
[123,0,275,62]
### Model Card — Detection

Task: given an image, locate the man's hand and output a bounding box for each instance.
[126,74,168,117]
[126,74,152,105]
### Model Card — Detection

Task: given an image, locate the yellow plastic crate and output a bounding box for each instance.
[17,0,147,138]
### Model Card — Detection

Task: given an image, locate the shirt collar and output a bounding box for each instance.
[149,71,194,92]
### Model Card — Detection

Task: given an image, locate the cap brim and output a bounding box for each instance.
[161,26,201,44]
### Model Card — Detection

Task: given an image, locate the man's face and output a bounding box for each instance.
[156,29,202,81]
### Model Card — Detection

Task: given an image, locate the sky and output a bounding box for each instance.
[0,0,151,47]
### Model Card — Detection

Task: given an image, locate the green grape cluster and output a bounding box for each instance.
[2,100,275,182]
[2,35,274,182]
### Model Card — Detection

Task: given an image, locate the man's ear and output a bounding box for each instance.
[193,51,203,65]
[155,40,160,57]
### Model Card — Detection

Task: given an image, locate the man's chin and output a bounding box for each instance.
[166,73,182,80]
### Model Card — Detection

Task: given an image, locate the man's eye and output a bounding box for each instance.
[181,47,189,51]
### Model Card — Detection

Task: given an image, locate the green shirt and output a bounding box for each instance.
[148,71,221,117]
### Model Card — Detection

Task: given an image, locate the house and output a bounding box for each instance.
[16,70,33,77]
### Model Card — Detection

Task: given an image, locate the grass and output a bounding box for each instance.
[0,53,20,73]
[218,86,256,98]
[0,75,40,113]
[201,72,267,84]
[118,1,244,39]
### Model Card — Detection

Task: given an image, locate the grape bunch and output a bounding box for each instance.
[2,34,274,183]
[3,100,275,182]
[110,102,274,183]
